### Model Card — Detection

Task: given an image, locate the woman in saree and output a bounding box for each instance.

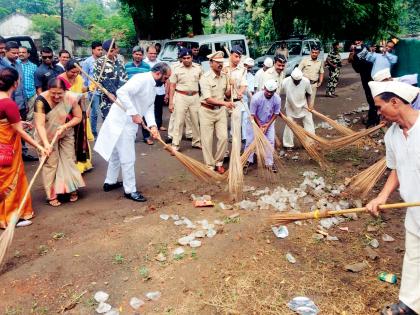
[0,68,48,228]
[34,77,85,207]
[58,59,94,173]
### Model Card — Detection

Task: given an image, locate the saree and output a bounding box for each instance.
[60,75,94,173]
[34,92,85,200]
[0,118,33,228]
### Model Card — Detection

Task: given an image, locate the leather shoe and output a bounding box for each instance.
[215,165,225,174]
[124,191,147,202]
[22,154,39,162]
[103,181,123,192]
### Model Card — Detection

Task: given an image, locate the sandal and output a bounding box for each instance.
[48,199,61,207]
[69,192,78,202]
[381,301,417,315]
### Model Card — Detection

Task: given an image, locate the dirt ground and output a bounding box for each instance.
[0,64,405,315]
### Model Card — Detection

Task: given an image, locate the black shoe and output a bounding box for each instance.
[103,181,123,192]
[164,137,172,144]
[22,154,39,162]
[124,191,147,202]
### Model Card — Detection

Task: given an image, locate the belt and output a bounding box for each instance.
[310,80,318,84]
[233,98,241,102]
[175,89,198,96]
[201,103,221,110]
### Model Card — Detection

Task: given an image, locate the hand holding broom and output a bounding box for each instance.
[270,201,420,226]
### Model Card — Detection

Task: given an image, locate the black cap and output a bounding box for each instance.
[230,45,243,55]
[179,48,192,58]
[102,39,115,52]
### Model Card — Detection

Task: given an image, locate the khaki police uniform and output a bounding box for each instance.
[260,67,285,94]
[169,62,203,147]
[298,57,324,105]
[199,69,229,168]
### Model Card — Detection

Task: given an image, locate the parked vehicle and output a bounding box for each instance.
[253,37,324,75]
[159,34,249,71]
[5,35,39,65]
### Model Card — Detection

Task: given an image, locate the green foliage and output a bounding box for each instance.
[0,0,58,19]
[399,0,420,35]
[113,253,125,264]
[31,14,60,50]
[72,0,105,27]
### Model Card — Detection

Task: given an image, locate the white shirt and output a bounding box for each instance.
[144,57,166,95]
[94,72,157,161]
[261,67,285,94]
[243,72,255,105]
[255,68,265,91]
[281,76,312,118]
[385,115,420,237]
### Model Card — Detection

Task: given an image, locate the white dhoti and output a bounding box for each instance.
[283,111,315,148]
[399,230,420,313]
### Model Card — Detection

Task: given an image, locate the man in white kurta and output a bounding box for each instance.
[94,63,171,202]
[281,67,315,149]
[367,81,420,315]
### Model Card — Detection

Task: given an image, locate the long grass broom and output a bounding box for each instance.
[279,112,327,168]
[346,157,387,199]
[76,64,225,184]
[307,107,354,136]
[270,201,420,226]
[0,132,59,267]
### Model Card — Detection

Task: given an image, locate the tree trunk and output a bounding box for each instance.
[190,1,203,35]
[272,0,294,39]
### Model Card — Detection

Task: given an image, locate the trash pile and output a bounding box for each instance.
[93,290,161,314]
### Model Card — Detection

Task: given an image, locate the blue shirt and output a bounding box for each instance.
[366,52,398,78]
[19,60,37,99]
[125,60,151,79]
[0,57,26,110]
[82,55,97,88]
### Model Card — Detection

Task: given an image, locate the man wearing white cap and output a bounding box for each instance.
[367,80,420,315]
[281,67,314,149]
[241,57,256,141]
[255,57,273,91]
[261,54,286,94]
[243,79,281,173]
[373,68,420,110]
[199,51,234,174]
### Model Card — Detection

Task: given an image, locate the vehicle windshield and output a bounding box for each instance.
[160,41,200,61]
[266,40,302,56]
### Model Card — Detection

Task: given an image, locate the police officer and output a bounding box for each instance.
[199,51,234,174]
[168,48,203,151]
[298,46,324,107]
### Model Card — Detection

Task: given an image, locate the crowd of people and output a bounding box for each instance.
[0,34,419,314]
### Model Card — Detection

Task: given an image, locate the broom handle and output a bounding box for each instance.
[85,38,115,113]
[323,201,420,217]
[15,132,60,217]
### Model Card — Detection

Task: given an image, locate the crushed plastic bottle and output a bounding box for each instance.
[129,297,145,309]
[286,253,296,264]
[145,291,161,301]
[271,226,289,238]
[96,302,112,314]
[287,296,319,315]
[94,291,109,303]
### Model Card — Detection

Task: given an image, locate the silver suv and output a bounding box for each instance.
[254,38,324,75]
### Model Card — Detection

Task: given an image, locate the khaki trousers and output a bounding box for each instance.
[310,83,318,106]
[168,108,193,139]
[282,112,315,148]
[172,93,200,147]
[199,106,228,168]
[399,230,420,313]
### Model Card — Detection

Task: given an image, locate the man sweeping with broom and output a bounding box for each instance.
[94,63,171,202]
[366,80,420,315]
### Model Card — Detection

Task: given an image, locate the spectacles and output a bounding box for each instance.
[42,55,53,60]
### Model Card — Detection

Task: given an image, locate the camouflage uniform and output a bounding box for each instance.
[93,55,127,119]
[326,49,342,96]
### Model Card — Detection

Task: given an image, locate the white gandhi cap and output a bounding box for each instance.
[264,57,273,68]
[291,67,303,80]
[369,81,420,104]
[372,68,392,82]
[264,79,278,92]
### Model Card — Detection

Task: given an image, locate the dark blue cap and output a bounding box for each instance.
[102,39,115,52]
[179,48,192,58]
[230,45,243,55]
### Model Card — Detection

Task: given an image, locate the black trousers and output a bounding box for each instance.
[141,94,165,140]
[360,70,379,126]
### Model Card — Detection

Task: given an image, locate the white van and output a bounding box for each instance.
[158,34,249,70]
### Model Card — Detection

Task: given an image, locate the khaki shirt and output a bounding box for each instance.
[169,63,202,91]
[298,57,324,82]
[261,67,285,94]
[223,63,247,99]
[200,70,229,102]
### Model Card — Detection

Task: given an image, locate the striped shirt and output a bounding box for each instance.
[125,60,151,79]
[19,60,37,99]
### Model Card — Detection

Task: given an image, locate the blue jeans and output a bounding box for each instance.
[89,93,100,136]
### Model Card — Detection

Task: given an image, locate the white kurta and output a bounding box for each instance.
[94,72,157,161]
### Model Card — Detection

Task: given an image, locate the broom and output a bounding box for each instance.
[270,201,420,226]
[0,132,59,267]
[279,112,327,168]
[346,157,387,199]
[307,107,354,136]
[76,64,225,184]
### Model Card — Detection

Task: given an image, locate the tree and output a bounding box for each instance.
[72,0,105,27]
[31,14,60,49]
[0,0,58,18]
[399,0,420,35]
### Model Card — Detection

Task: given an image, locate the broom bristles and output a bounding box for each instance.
[228,105,244,200]
[346,157,387,198]
[280,113,327,168]
[309,108,355,136]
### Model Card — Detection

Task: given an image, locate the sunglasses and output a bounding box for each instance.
[42,55,53,60]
